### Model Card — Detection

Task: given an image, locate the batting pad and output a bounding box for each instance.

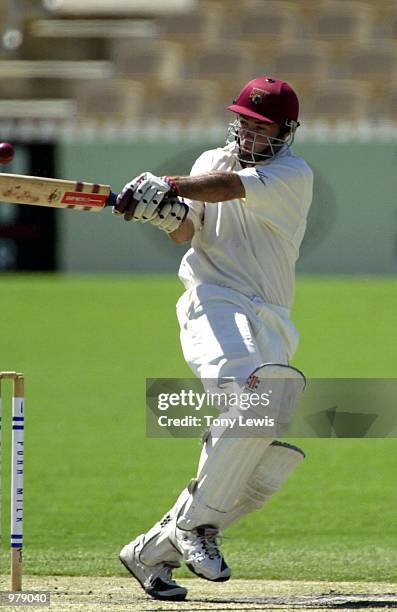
[244,363,306,436]
[221,440,305,529]
[139,488,190,565]
[177,435,272,530]
[177,363,306,530]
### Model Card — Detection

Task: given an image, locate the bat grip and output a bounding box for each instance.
[106,191,119,206]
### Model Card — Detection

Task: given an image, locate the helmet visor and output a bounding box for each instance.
[226,118,297,164]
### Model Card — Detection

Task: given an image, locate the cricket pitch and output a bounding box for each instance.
[1,576,396,611]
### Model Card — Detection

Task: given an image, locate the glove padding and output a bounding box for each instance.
[114,172,172,221]
[150,197,189,233]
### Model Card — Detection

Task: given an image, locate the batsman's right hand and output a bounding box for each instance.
[150,197,189,233]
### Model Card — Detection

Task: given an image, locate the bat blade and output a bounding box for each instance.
[0,173,116,212]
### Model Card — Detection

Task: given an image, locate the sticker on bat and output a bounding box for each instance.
[61,192,107,207]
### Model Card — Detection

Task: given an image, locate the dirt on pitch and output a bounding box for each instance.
[1,576,396,611]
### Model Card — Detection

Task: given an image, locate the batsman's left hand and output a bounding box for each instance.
[113,172,173,221]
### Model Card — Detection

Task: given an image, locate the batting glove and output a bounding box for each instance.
[114,172,178,222]
[150,197,189,233]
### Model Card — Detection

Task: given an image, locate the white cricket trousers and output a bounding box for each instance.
[176,283,299,381]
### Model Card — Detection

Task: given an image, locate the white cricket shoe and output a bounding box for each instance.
[174,525,231,582]
[119,535,187,601]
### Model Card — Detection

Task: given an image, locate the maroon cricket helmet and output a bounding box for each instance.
[228,76,299,126]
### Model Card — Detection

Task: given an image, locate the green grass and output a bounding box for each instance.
[0,275,396,582]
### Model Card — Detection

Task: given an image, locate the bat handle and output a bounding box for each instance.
[106,191,119,206]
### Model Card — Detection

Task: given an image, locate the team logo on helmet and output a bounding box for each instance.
[249,88,268,104]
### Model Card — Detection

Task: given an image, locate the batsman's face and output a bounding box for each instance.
[238,115,280,153]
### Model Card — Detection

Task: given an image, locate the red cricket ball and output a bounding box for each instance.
[0,142,15,164]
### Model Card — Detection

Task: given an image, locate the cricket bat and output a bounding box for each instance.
[0,173,118,212]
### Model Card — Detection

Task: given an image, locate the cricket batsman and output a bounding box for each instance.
[114,75,314,601]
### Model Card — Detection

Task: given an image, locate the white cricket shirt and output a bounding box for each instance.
[178,142,313,309]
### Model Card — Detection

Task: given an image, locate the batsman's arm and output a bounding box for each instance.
[169,217,195,243]
[167,172,245,243]
[169,172,245,202]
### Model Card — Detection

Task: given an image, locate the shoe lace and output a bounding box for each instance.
[195,526,222,560]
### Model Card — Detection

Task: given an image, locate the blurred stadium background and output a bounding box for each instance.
[0,0,396,274]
